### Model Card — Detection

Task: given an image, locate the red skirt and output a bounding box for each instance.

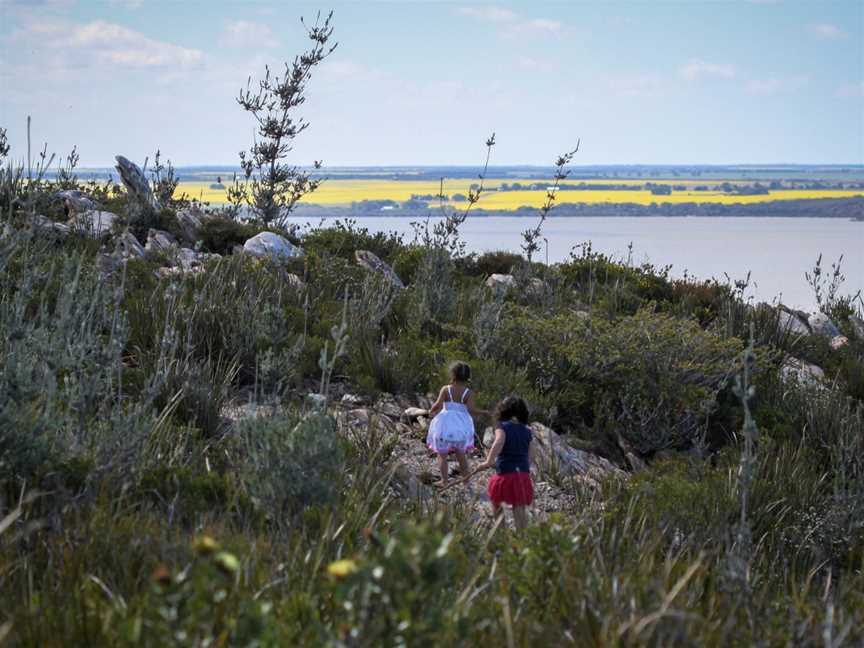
[488,471,533,506]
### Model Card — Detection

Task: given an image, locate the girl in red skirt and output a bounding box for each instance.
[472,396,533,530]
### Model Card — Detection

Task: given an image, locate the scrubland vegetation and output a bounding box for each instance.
[2,15,864,646]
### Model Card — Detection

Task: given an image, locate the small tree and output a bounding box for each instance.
[521,142,579,262]
[236,11,337,227]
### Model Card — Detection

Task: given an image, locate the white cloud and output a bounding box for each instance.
[745,76,808,95]
[7,18,204,69]
[221,20,279,49]
[606,74,663,97]
[457,5,564,38]
[679,59,737,82]
[837,81,864,98]
[809,23,847,40]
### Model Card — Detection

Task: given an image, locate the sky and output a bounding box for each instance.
[1,0,862,167]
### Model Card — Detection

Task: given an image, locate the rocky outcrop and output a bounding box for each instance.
[355,250,404,288]
[484,422,624,487]
[850,315,864,340]
[176,206,203,245]
[32,214,71,236]
[115,155,158,216]
[116,230,146,260]
[830,336,849,350]
[145,229,178,256]
[808,312,841,339]
[243,232,303,261]
[485,273,545,295]
[115,156,158,218]
[778,309,810,336]
[71,210,118,237]
[54,189,99,215]
[485,273,516,291]
[781,357,825,388]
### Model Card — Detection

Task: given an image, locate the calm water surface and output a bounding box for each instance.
[286,216,864,311]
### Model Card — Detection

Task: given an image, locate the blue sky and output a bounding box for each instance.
[1,0,861,166]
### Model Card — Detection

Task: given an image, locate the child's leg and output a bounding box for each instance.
[491,501,504,523]
[454,450,469,477]
[512,505,528,530]
[437,453,449,486]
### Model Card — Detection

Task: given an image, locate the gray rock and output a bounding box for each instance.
[243,232,303,261]
[485,273,516,291]
[780,357,825,388]
[341,394,368,407]
[32,214,71,236]
[830,335,849,350]
[485,273,544,295]
[72,210,118,237]
[145,229,178,256]
[401,407,429,423]
[115,155,159,215]
[116,230,145,259]
[850,315,864,340]
[176,206,203,245]
[355,249,404,288]
[54,189,99,214]
[176,247,201,270]
[808,312,841,339]
[375,396,404,420]
[484,422,624,486]
[778,309,810,336]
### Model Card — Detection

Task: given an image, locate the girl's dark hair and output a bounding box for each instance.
[449,361,471,383]
[495,395,529,424]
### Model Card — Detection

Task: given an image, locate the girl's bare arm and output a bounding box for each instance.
[427,387,447,417]
[475,428,505,472]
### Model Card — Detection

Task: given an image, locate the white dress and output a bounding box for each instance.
[427,386,476,454]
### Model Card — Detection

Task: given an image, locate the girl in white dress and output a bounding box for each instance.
[426,362,488,488]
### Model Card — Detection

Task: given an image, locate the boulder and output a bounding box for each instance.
[830,335,849,351]
[54,189,99,215]
[341,394,368,407]
[485,273,544,296]
[355,250,404,288]
[486,273,516,291]
[401,407,429,423]
[115,155,158,215]
[71,210,118,237]
[175,247,202,271]
[484,422,624,486]
[145,229,178,256]
[778,309,810,336]
[243,232,303,261]
[116,230,145,259]
[807,312,841,339]
[176,206,203,245]
[780,357,825,388]
[850,315,864,340]
[32,214,71,236]
[374,395,403,420]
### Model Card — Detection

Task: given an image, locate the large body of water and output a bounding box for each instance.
[286,216,864,312]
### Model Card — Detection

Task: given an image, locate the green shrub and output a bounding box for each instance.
[197,216,263,254]
[301,218,404,262]
[235,410,344,518]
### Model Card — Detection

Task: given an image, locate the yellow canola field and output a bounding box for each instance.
[175,179,863,209]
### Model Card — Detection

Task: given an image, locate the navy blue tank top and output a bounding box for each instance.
[495,421,532,474]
